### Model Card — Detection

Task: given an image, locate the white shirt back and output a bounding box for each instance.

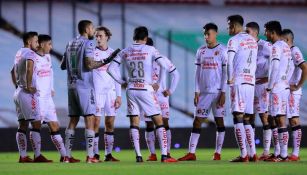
[195,44,227,93]
[256,39,272,79]
[227,32,258,85]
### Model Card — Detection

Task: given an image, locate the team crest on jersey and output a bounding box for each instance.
[229,40,233,47]
[272,47,277,54]
[214,51,219,56]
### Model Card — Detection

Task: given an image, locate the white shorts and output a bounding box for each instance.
[126,89,161,117]
[38,95,58,123]
[230,84,255,114]
[288,93,301,118]
[141,92,170,121]
[95,90,117,117]
[269,89,289,117]
[195,92,225,118]
[13,88,40,121]
[254,83,269,114]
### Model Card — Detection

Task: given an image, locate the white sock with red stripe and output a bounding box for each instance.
[30,129,41,158]
[263,126,272,155]
[166,129,172,154]
[51,132,66,157]
[291,126,302,157]
[156,126,167,156]
[85,129,95,158]
[145,129,156,154]
[16,129,27,157]
[215,127,225,154]
[245,124,256,156]
[130,127,142,157]
[278,128,289,158]
[104,132,114,155]
[188,128,201,154]
[234,123,247,158]
[272,127,280,156]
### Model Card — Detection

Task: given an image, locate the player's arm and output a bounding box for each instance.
[50,65,55,96]
[107,55,126,85]
[267,46,281,91]
[296,62,307,88]
[226,39,238,84]
[10,66,17,88]
[114,81,122,109]
[194,50,201,106]
[25,59,36,94]
[218,50,228,106]
[290,49,307,91]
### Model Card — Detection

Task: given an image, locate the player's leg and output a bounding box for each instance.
[48,121,68,162]
[259,112,272,160]
[267,115,280,159]
[244,114,257,161]
[93,116,101,161]
[16,119,32,162]
[145,120,157,161]
[129,116,143,162]
[213,117,225,160]
[93,92,104,160]
[104,115,119,161]
[163,118,172,158]
[288,93,302,161]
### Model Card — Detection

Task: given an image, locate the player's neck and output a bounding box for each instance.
[207,41,218,49]
[135,40,146,44]
[272,36,281,44]
[98,45,108,51]
[36,49,45,56]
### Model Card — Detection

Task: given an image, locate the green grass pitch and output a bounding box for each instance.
[0,148,306,175]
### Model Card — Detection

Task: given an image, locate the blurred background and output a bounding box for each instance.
[0,0,307,151]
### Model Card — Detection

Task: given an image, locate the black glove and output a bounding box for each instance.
[103,48,121,64]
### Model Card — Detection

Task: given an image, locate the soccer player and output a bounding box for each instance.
[107,26,178,163]
[11,31,52,163]
[178,23,227,161]
[93,26,121,162]
[264,21,294,162]
[142,37,180,161]
[35,34,69,162]
[281,29,307,161]
[226,15,258,162]
[61,20,119,163]
[245,22,273,160]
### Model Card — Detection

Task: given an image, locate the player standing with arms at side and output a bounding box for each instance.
[107,26,178,163]
[143,37,180,161]
[226,15,258,162]
[11,31,52,163]
[35,35,69,162]
[93,26,121,162]
[245,22,273,160]
[178,23,227,161]
[61,20,119,163]
[264,21,294,162]
[281,29,307,161]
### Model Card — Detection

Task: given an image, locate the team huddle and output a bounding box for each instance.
[11,14,306,163]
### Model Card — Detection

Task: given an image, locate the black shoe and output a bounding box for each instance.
[136,156,143,163]
[94,154,100,160]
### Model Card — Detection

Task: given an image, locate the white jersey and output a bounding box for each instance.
[109,43,169,91]
[195,44,227,93]
[35,53,53,97]
[289,46,305,95]
[268,40,294,93]
[255,39,272,79]
[227,32,258,85]
[93,47,120,95]
[152,55,177,93]
[14,48,37,89]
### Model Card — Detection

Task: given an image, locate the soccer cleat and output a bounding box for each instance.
[67,157,81,163]
[136,156,143,163]
[86,156,100,163]
[60,156,69,163]
[33,154,53,163]
[229,155,249,162]
[264,154,278,162]
[178,153,196,161]
[93,154,102,163]
[249,154,259,162]
[259,153,270,161]
[19,156,33,163]
[288,155,300,161]
[146,154,157,161]
[104,154,120,162]
[266,156,289,162]
[212,152,221,160]
[161,157,178,163]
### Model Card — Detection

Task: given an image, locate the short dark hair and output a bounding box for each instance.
[78,20,92,34]
[227,15,244,26]
[96,26,112,40]
[146,37,154,46]
[264,21,282,35]
[38,34,52,44]
[133,26,148,41]
[281,29,294,40]
[203,23,218,32]
[23,31,38,45]
[246,22,259,33]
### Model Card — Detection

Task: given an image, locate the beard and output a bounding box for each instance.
[88,35,94,40]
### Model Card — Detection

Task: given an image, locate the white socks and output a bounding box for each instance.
[245,124,256,156]
[16,130,27,157]
[156,126,167,156]
[145,129,156,154]
[104,132,114,155]
[65,129,75,158]
[234,123,247,158]
[188,128,201,154]
[30,129,41,158]
[51,132,66,157]
[291,126,302,157]
[130,127,142,157]
[85,129,95,158]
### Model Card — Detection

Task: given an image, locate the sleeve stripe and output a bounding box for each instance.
[272,58,280,61]
[227,50,236,53]
[222,64,226,66]
[169,68,176,73]
[155,56,162,62]
[297,61,305,67]
[195,63,201,66]
[113,60,120,65]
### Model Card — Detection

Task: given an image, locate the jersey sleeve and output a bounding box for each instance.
[221,47,228,92]
[107,50,125,84]
[84,40,95,58]
[271,45,281,61]
[195,48,201,65]
[292,47,305,66]
[152,47,163,62]
[25,50,36,62]
[227,37,239,53]
[268,44,281,89]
